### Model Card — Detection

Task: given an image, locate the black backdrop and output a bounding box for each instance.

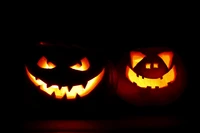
[22,22,197,131]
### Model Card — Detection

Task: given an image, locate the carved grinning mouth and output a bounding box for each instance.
[126,66,176,89]
[25,67,105,99]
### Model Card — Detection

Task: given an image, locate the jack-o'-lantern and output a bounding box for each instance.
[111,47,186,106]
[25,42,105,100]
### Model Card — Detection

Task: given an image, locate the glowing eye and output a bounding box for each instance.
[145,63,151,69]
[37,56,56,69]
[70,57,90,71]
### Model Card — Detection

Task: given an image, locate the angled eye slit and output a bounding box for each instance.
[70,57,90,71]
[158,51,173,68]
[130,51,146,68]
[37,56,56,69]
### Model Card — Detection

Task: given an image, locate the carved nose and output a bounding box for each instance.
[145,63,158,69]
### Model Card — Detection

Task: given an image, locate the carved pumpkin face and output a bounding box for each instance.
[25,42,105,100]
[126,51,175,89]
[113,47,186,106]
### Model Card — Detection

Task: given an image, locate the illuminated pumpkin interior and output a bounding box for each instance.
[126,51,176,89]
[37,56,56,69]
[25,56,105,99]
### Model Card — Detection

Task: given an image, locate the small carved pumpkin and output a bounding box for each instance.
[25,42,105,100]
[112,47,186,106]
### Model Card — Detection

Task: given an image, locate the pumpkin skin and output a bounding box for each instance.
[112,47,186,106]
[25,42,106,100]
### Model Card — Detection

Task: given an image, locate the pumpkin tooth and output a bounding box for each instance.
[51,91,56,97]
[76,94,81,100]
[67,85,73,91]
[62,94,67,100]
[155,86,159,89]
[82,82,87,89]
[137,74,139,77]
[146,86,151,89]
[57,85,62,90]
[46,84,51,88]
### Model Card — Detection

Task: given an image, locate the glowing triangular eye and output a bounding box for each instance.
[37,56,56,69]
[70,57,90,71]
[130,51,146,68]
[158,51,174,68]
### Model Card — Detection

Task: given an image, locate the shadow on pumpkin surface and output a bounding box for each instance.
[22,38,194,131]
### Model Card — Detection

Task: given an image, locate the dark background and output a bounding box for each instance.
[21,19,197,131]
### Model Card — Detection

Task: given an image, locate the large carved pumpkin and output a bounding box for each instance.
[24,42,106,100]
[111,47,187,106]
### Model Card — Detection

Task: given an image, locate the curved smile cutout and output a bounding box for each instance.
[25,56,105,99]
[126,66,176,89]
[25,67,105,99]
[125,51,177,89]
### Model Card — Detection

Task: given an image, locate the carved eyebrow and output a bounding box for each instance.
[130,51,146,68]
[158,51,174,68]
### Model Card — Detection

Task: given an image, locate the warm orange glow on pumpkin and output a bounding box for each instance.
[126,51,176,89]
[126,66,176,89]
[25,67,105,99]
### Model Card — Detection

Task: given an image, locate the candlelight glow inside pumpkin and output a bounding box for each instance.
[114,47,186,106]
[25,43,105,100]
[126,51,176,89]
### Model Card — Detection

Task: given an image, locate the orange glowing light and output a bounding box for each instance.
[126,65,176,89]
[25,66,105,99]
[126,51,176,89]
[70,57,90,71]
[37,56,56,69]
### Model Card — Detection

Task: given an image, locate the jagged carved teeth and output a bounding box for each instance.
[35,75,89,91]
[136,74,163,80]
[67,85,73,91]
[45,82,88,91]
[146,86,151,89]
[58,85,62,90]
[47,84,63,89]
[82,82,87,88]
[136,74,145,79]
[145,86,160,89]
[155,86,159,89]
